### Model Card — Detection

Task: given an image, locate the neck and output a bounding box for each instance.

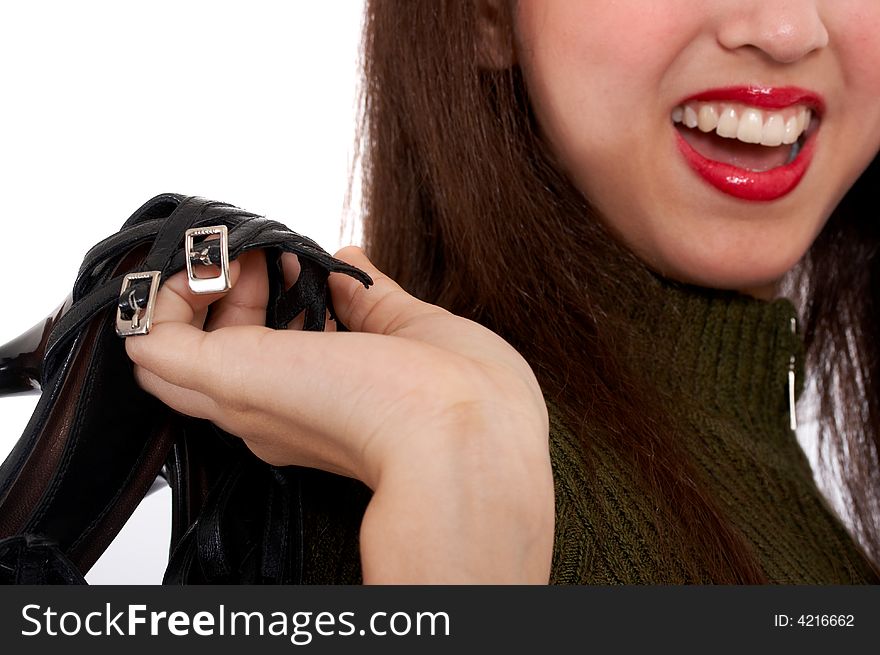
[736,281,780,301]
[617,271,805,431]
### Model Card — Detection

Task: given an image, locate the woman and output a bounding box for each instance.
[123,1,880,583]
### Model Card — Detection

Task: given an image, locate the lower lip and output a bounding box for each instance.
[674,127,818,202]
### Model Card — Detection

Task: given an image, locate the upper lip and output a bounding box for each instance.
[676,85,826,117]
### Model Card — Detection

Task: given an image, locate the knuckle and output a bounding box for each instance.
[357,285,405,333]
[433,361,546,437]
[334,244,362,260]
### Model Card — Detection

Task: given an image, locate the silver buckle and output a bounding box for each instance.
[115,271,161,337]
[185,225,231,294]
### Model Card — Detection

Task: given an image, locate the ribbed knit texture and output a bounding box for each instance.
[550,274,878,584]
[296,275,880,584]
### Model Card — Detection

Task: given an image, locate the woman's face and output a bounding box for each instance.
[512,1,880,297]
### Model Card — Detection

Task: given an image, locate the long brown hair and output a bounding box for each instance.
[349,0,880,582]
[792,153,880,568]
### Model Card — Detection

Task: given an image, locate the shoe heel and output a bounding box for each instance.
[0,295,72,396]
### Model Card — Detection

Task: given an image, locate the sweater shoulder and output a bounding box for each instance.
[546,400,606,584]
[545,399,696,584]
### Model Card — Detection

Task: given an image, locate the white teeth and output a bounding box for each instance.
[762,114,785,146]
[672,102,814,147]
[736,108,764,144]
[782,116,799,144]
[697,105,718,132]
[716,107,739,138]
[798,108,812,134]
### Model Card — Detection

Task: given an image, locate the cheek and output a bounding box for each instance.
[515,1,695,127]
[832,3,880,135]
[819,3,880,215]
[514,1,696,224]
[515,1,691,64]
[834,2,880,63]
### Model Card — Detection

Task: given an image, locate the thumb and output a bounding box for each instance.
[328,246,445,335]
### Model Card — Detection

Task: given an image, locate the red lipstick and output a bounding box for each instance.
[680,86,825,113]
[674,86,823,202]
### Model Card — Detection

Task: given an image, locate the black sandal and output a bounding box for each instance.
[0,192,372,584]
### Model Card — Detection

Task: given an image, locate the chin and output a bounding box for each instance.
[649,242,805,299]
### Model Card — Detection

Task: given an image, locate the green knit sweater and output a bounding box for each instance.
[295,276,879,584]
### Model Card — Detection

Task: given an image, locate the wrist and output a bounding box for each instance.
[363,396,549,486]
[361,412,554,583]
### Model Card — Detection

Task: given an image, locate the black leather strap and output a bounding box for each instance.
[42,196,372,386]
[0,534,87,584]
[162,459,303,585]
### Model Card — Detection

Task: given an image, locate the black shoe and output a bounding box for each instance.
[0,193,372,584]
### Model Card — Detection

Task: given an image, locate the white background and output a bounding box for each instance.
[0,0,365,583]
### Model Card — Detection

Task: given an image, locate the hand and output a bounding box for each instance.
[124,245,554,582]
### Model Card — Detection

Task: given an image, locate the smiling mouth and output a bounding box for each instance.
[669,90,823,202]
[671,101,817,172]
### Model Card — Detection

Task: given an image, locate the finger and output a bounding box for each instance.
[151,259,243,327]
[328,246,445,336]
[194,305,209,329]
[204,249,269,331]
[328,247,522,376]
[124,258,241,373]
[126,316,273,413]
[133,362,220,420]
[281,250,301,289]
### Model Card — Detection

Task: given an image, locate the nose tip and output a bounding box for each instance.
[766,17,829,63]
[718,3,829,64]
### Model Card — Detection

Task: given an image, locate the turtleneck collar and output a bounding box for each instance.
[619,271,805,434]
